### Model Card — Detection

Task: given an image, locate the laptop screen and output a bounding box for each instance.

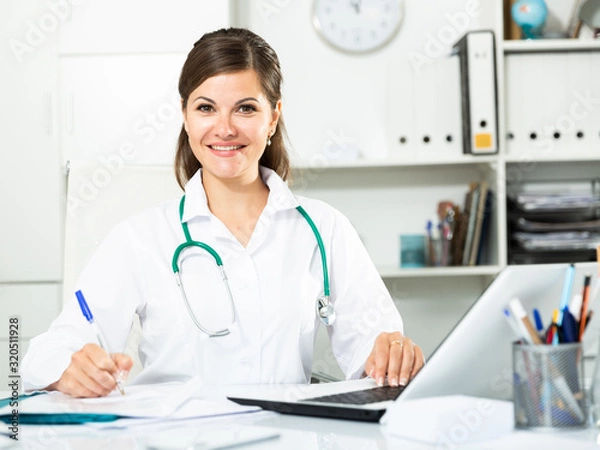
[398,262,598,403]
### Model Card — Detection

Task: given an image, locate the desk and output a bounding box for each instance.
[5,399,600,450]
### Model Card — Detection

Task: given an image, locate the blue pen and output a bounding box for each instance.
[558,264,575,326]
[75,290,125,395]
[532,308,544,337]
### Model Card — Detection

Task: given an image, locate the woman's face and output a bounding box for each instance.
[182,69,281,183]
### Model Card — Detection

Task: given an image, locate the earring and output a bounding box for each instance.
[267,137,272,147]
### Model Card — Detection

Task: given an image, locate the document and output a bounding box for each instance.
[0,378,259,425]
[0,381,194,419]
[88,396,262,430]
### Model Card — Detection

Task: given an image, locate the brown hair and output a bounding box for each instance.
[174,27,290,189]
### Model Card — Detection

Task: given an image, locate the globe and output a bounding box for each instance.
[511,0,548,39]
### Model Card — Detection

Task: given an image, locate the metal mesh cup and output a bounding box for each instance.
[513,342,587,429]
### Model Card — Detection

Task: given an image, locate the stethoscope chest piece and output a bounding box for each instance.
[317,296,336,325]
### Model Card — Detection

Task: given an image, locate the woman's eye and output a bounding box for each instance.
[197,104,214,112]
[238,104,257,114]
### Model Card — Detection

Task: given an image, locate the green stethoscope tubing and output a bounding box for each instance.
[171,195,332,337]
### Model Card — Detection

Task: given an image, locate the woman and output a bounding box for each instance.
[21,28,424,398]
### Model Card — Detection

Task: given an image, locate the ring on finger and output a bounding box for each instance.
[390,340,403,349]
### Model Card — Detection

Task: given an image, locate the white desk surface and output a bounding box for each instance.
[5,400,600,450]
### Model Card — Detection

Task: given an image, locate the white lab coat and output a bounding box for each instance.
[21,167,403,390]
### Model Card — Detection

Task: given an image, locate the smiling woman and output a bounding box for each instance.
[175,28,290,190]
[182,70,281,186]
[20,27,424,398]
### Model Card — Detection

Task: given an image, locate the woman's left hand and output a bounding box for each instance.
[364,331,424,388]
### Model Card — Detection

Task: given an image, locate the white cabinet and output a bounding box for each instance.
[59,54,186,165]
[58,0,230,54]
[57,1,231,165]
[0,2,63,282]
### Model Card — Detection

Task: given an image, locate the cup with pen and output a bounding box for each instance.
[508,293,589,429]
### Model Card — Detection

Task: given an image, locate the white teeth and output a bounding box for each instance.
[211,145,243,151]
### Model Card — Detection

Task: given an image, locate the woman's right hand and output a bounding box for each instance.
[46,343,133,398]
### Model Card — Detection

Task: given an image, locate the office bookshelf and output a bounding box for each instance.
[288,0,600,282]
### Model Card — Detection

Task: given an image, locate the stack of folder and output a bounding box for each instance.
[507,189,600,264]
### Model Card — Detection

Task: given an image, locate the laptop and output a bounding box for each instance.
[227,262,599,422]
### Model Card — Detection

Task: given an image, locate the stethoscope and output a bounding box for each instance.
[171,195,336,337]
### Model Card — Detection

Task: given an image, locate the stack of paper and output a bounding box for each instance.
[0,379,260,425]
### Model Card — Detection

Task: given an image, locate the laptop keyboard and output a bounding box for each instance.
[302,385,405,405]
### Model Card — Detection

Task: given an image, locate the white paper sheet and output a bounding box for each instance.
[383,395,514,445]
[0,379,201,418]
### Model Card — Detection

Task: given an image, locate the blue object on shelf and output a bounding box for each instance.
[400,234,426,268]
[511,0,548,40]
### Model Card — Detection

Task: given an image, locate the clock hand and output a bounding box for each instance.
[349,0,362,14]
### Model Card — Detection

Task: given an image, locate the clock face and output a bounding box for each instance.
[312,0,404,54]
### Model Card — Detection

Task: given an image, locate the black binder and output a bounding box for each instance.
[452,30,499,155]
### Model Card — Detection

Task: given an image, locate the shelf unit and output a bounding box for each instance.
[289,1,600,281]
[502,26,600,266]
[290,158,503,280]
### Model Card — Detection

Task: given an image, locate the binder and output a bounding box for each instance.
[386,59,415,158]
[567,51,595,155]
[433,55,462,157]
[468,182,491,266]
[504,54,523,157]
[461,182,480,266]
[517,53,546,156]
[452,30,499,155]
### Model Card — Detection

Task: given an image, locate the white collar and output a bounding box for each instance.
[181,166,299,223]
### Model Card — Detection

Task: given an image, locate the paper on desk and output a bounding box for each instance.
[87,396,262,429]
[0,379,200,419]
[383,395,514,445]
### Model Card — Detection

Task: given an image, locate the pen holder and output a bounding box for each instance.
[513,342,587,430]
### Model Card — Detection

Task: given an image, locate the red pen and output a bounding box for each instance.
[579,274,592,342]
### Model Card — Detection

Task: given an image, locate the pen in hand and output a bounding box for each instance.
[75,290,126,395]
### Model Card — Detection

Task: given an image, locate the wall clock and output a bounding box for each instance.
[312,0,405,54]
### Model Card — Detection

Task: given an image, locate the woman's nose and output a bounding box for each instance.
[214,113,236,137]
